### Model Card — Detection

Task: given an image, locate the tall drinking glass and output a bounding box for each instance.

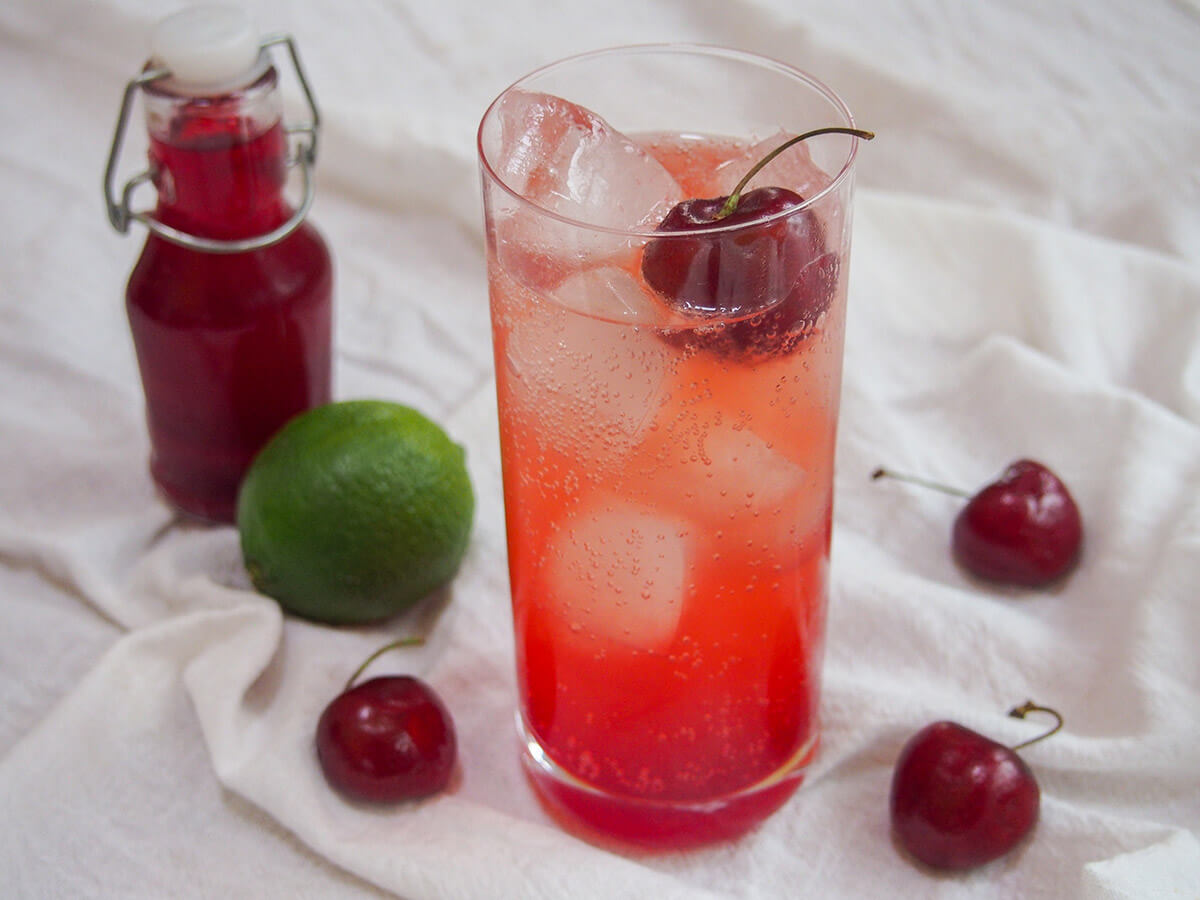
[478,45,865,848]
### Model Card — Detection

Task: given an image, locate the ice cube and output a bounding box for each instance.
[490,91,683,288]
[715,129,830,199]
[636,391,831,561]
[503,278,672,464]
[696,425,820,525]
[696,348,841,472]
[544,498,692,650]
[496,90,682,229]
[551,266,671,322]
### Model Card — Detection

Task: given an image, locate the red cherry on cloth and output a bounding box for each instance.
[316,675,456,803]
[890,720,1040,870]
[953,459,1082,587]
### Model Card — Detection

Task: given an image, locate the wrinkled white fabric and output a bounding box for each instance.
[1,1,1198,898]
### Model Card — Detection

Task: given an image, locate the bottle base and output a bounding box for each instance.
[150,461,238,525]
[518,714,814,851]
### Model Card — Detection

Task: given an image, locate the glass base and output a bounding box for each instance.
[519,714,815,850]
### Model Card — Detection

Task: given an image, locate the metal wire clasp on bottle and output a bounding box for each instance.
[103,33,321,254]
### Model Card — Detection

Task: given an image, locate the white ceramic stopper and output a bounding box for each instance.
[150,5,264,92]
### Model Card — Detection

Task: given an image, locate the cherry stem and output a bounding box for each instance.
[871,467,971,499]
[344,637,425,691]
[1008,700,1064,751]
[717,126,876,219]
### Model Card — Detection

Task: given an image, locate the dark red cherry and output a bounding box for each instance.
[890,703,1060,871]
[953,460,1082,587]
[643,189,835,361]
[872,459,1083,587]
[641,126,873,360]
[316,674,456,803]
[641,186,824,316]
[890,721,1039,870]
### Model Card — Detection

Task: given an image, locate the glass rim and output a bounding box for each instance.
[477,43,861,239]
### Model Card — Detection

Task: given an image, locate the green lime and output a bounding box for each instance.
[237,400,475,625]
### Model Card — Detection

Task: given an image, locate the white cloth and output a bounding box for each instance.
[2,1,1199,898]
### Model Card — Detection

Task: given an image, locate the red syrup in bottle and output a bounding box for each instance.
[125,66,332,523]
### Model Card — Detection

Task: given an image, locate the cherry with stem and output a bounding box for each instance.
[890,700,1063,871]
[316,636,458,804]
[872,460,1083,587]
[641,125,873,360]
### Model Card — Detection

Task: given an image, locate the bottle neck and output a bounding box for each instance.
[144,68,292,242]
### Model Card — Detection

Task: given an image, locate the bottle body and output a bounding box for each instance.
[125,68,333,522]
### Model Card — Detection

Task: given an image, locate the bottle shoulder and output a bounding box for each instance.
[127,222,333,324]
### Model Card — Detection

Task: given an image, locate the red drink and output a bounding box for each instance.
[479,47,863,848]
[499,317,836,846]
[125,69,332,522]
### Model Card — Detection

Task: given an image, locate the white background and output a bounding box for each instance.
[1,1,1198,897]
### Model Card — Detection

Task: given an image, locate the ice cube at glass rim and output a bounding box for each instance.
[485,89,686,287]
[489,89,683,231]
[477,44,863,236]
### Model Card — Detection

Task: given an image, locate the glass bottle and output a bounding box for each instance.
[106,6,333,523]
